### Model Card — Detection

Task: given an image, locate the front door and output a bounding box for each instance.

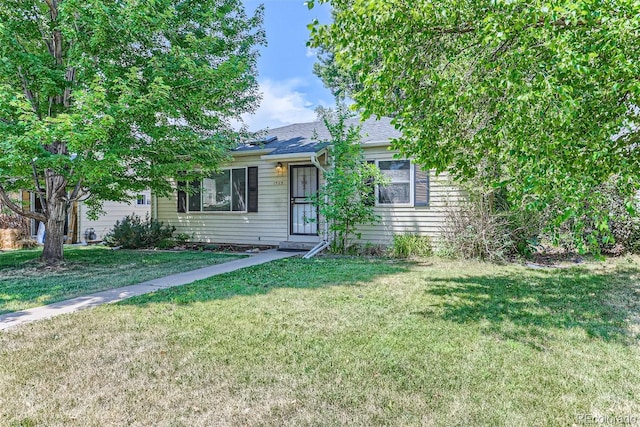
[290,165,318,235]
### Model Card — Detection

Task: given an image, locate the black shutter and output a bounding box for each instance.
[247,166,258,212]
[414,167,430,207]
[188,180,201,211]
[177,181,186,213]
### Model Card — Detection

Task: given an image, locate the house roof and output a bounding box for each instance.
[234,116,401,156]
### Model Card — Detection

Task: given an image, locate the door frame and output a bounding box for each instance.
[288,164,320,238]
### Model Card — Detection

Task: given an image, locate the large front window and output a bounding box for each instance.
[188,168,247,212]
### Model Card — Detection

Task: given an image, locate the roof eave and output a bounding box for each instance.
[232,148,275,157]
[362,140,393,148]
[260,151,319,161]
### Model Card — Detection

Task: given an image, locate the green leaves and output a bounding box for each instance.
[310,0,640,251]
[0,0,264,201]
[0,0,264,261]
[313,105,385,254]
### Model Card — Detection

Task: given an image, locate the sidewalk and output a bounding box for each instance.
[0,249,299,331]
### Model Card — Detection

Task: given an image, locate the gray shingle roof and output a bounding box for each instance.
[235,116,401,156]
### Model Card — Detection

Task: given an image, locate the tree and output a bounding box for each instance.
[0,0,264,263]
[309,0,640,249]
[312,48,362,101]
[313,105,385,254]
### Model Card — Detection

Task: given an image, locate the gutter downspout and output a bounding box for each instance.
[308,152,330,258]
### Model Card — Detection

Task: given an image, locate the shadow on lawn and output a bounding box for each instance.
[417,265,640,349]
[0,249,241,315]
[120,257,411,306]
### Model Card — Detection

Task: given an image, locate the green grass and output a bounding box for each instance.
[0,246,242,314]
[0,256,639,426]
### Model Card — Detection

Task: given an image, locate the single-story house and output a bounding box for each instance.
[154,117,462,250]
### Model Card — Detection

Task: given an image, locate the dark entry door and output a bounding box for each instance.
[290,165,318,235]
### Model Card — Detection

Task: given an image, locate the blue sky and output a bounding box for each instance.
[241,1,334,131]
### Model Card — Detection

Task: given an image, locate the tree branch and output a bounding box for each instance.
[32,162,47,213]
[0,185,46,222]
[63,66,76,108]
[68,178,84,203]
[16,66,39,117]
[421,16,592,36]
[30,2,53,56]
[44,0,58,20]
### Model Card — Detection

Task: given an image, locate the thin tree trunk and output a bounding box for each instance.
[67,201,78,243]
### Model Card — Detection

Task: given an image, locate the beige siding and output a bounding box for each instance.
[156,156,290,246]
[78,191,151,241]
[357,146,464,245]
[155,146,465,247]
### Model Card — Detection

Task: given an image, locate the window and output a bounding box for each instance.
[374,160,429,207]
[177,167,258,213]
[136,194,149,205]
[378,160,411,204]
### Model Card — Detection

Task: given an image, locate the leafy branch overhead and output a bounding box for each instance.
[309,0,640,249]
[0,0,265,262]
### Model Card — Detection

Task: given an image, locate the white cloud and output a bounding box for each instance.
[305,46,318,58]
[240,78,322,131]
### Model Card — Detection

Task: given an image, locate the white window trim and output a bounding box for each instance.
[187,167,249,214]
[374,159,414,207]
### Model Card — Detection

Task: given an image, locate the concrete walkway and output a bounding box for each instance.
[0,249,299,331]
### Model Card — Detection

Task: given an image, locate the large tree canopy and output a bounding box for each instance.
[309,0,640,246]
[0,0,264,262]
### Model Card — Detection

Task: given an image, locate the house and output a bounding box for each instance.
[155,117,462,250]
[20,190,152,243]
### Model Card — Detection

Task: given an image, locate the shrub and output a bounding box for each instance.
[359,242,386,256]
[104,214,176,249]
[174,233,191,246]
[438,187,548,262]
[550,178,640,254]
[439,198,513,262]
[390,234,433,258]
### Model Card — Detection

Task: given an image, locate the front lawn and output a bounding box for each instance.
[0,246,242,314]
[0,257,639,426]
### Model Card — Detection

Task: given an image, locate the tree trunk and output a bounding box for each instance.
[41,172,68,264]
[67,201,78,243]
[42,198,66,264]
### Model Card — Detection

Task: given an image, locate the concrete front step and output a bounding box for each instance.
[278,241,318,251]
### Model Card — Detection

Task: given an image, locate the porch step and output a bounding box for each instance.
[278,241,317,252]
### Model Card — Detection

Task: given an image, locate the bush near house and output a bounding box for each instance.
[440,178,640,260]
[390,233,433,258]
[104,214,178,249]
